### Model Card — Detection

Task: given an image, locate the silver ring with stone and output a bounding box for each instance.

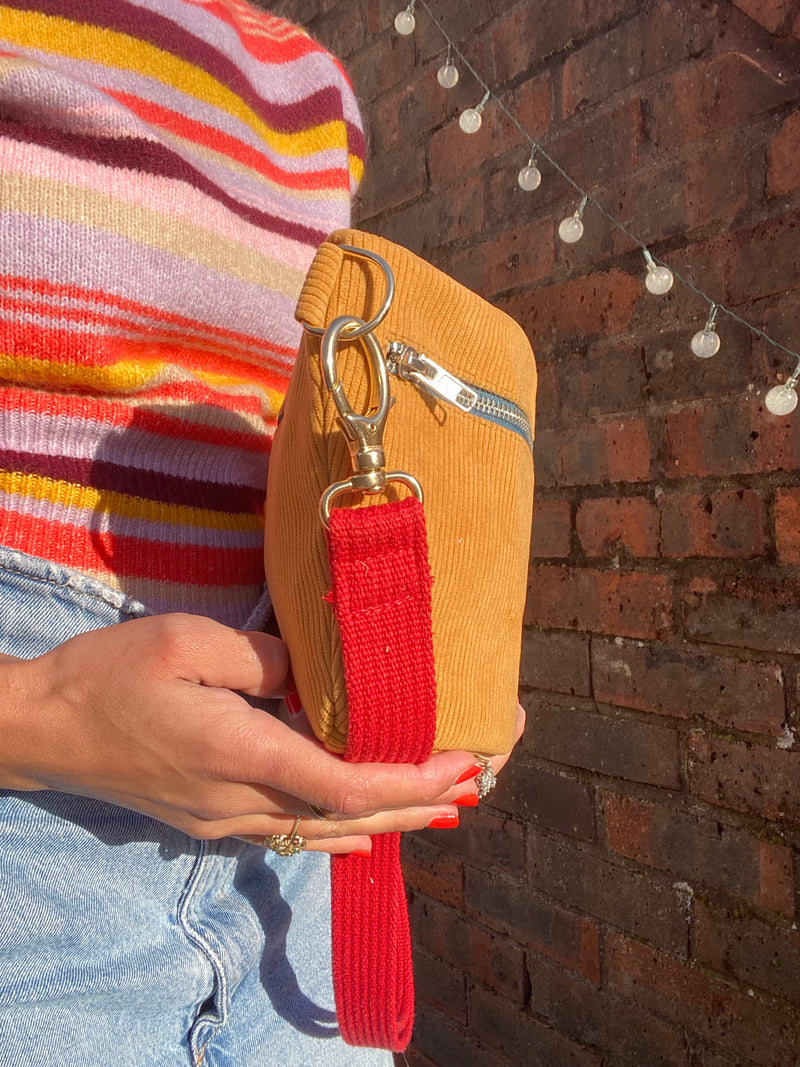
[474,755,497,799]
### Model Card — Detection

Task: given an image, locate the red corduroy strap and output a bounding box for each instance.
[327,496,437,1051]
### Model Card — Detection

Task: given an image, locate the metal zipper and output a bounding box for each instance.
[386,341,533,451]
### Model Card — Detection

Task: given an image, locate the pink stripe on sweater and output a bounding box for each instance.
[0,407,269,487]
[2,138,317,277]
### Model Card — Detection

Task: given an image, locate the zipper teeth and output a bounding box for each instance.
[386,343,533,450]
[470,385,533,451]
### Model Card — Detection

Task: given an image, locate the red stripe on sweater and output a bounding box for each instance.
[0,290,295,377]
[189,1,331,63]
[0,273,296,361]
[1,320,293,394]
[0,509,266,585]
[0,388,273,453]
[109,91,351,191]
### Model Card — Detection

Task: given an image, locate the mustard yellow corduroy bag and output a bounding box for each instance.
[263,229,536,1052]
[265,228,536,758]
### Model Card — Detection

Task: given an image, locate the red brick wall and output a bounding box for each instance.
[271,1,800,1063]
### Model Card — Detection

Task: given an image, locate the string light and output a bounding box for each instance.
[459,89,490,134]
[558,196,587,243]
[643,250,674,295]
[691,305,721,358]
[396,0,800,415]
[517,151,542,191]
[437,45,459,88]
[394,2,416,35]
[765,358,800,415]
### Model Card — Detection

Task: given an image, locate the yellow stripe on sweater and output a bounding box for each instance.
[0,352,280,396]
[1,8,352,160]
[166,131,354,203]
[0,469,265,531]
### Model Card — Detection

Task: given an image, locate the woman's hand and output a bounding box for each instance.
[1,614,524,854]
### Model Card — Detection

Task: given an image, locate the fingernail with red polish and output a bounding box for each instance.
[455,763,482,785]
[454,793,479,808]
[427,813,459,829]
[349,849,372,858]
[285,671,302,716]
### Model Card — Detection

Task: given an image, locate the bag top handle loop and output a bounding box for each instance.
[301,244,395,340]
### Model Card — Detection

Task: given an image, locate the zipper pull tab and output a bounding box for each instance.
[386,341,478,413]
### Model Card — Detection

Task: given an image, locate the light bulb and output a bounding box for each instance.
[765,383,798,415]
[394,7,415,34]
[645,263,674,295]
[558,215,584,243]
[459,107,482,134]
[518,162,542,191]
[437,62,459,89]
[690,328,720,358]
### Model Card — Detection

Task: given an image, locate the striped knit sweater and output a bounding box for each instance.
[0,0,364,625]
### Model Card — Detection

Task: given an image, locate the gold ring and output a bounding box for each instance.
[264,815,306,857]
[307,802,330,820]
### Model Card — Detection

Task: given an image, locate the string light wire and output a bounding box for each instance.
[404,0,800,406]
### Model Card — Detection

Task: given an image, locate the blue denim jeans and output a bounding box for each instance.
[0,547,392,1067]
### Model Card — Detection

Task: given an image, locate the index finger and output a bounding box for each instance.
[243,713,480,817]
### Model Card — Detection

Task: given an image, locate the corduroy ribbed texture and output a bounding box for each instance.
[264,229,537,755]
[0,0,363,624]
